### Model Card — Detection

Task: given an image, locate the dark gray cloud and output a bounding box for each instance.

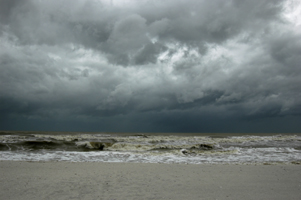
[1,0,301,132]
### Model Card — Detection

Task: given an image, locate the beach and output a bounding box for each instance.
[1,132,301,199]
[0,161,300,200]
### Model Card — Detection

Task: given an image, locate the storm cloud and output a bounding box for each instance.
[1,0,301,132]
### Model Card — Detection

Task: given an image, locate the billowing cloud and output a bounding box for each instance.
[0,0,301,132]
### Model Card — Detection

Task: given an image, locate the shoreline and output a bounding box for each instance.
[2,159,301,166]
[1,161,300,199]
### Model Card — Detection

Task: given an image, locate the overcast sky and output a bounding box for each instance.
[0,0,301,133]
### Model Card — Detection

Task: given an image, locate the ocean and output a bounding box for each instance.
[1,131,300,164]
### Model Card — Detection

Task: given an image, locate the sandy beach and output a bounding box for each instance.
[0,161,300,200]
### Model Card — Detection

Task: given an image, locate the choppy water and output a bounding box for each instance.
[1,131,301,164]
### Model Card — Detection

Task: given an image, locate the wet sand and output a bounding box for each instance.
[0,161,300,200]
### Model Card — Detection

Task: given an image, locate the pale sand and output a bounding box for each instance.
[0,161,300,200]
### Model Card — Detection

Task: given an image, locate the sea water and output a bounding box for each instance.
[0,131,300,164]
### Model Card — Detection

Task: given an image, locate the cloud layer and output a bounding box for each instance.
[1,0,301,132]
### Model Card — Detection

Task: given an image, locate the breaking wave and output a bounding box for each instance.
[0,132,300,164]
